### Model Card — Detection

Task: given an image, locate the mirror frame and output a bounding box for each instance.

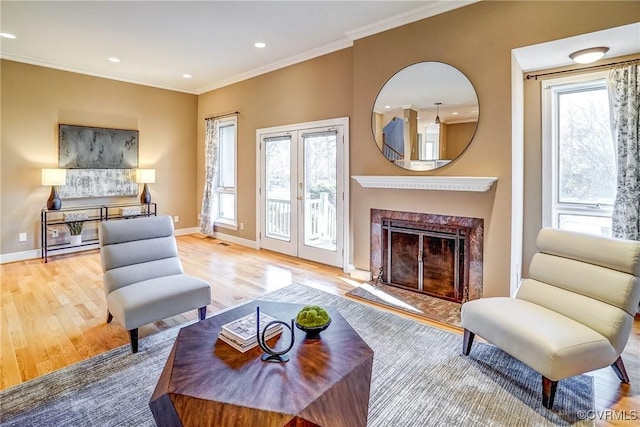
[371,61,479,171]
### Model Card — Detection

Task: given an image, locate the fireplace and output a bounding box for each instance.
[371,209,483,303]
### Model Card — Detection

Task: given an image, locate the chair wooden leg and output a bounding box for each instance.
[462,329,475,355]
[542,376,557,409]
[610,356,630,383]
[129,329,139,353]
[198,306,207,321]
[107,311,113,323]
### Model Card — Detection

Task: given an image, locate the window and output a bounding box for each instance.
[542,73,615,237]
[215,117,237,228]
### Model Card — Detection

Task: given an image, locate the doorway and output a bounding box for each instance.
[256,118,349,269]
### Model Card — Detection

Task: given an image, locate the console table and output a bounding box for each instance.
[40,202,157,262]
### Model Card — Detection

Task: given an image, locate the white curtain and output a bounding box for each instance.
[608,64,640,240]
[200,118,219,235]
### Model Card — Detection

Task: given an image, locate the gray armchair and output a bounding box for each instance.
[461,228,640,409]
[99,215,211,353]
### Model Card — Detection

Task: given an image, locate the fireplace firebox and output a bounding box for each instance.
[371,209,483,303]
[381,219,468,302]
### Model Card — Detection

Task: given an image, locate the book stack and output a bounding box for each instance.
[218,312,283,353]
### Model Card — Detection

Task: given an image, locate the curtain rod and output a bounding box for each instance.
[525,58,640,80]
[205,110,239,120]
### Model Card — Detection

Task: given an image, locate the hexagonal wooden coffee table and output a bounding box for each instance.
[149,300,374,427]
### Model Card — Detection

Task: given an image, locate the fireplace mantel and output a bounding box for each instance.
[352,176,498,192]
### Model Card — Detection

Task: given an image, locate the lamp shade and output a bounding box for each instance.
[42,168,67,186]
[136,169,156,184]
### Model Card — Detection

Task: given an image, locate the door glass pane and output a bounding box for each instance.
[557,86,615,205]
[265,136,291,241]
[303,131,337,251]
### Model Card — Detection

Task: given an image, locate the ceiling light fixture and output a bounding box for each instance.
[434,102,442,125]
[182,74,192,79]
[569,47,609,64]
[0,32,16,39]
[108,57,121,63]
[254,42,266,48]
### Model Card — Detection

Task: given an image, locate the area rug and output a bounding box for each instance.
[346,282,462,327]
[0,284,593,426]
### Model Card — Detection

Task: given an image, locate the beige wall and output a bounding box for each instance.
[0,60,198,255]
[197,48,353,239]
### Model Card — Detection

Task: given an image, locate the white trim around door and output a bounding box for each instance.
[256,117,350,272]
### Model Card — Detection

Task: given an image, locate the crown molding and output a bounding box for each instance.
[352,175,497,192]
[345,1,479,41]
[0,53,199,94]
[196,38,353,94]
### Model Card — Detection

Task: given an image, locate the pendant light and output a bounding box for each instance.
[434,102,442,125]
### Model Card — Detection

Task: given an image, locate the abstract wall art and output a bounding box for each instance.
[58,124,140,198]
[59,169,138,198]
[59,124,139,169]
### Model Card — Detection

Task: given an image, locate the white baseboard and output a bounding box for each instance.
[0,243,101,264]
[174,227,200,236]
[0,249,41,264]
[350,268,372,281]
[209,231,259,250]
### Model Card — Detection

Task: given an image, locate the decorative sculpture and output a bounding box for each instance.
[256,307,295,363]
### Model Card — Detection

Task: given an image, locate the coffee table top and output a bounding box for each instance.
[153,300,373,416]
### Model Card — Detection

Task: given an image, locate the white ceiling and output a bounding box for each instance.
[0,0,476,94]
[513,22,640,72]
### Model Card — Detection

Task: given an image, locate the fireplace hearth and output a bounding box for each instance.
[371,209,483,303]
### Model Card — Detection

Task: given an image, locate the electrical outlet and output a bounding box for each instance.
[240,222,244,230]
[19,232,27,242]
[174,216,179,223]
[51,229,59,238]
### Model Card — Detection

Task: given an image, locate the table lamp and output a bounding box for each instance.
[136,169,156,204]
[42,168,67,210]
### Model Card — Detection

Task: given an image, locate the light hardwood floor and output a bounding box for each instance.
[1,234,638,425]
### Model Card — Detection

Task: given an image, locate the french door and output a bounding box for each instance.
[258,120,346,268]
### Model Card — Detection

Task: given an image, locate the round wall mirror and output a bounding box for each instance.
[372,62,479,171]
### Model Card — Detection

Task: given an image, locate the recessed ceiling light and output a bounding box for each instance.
[569,47,609,64]
[0,33,16,39]
[108,57,121,63]
[182,74,192,79]
[452,112,459,115]
[384,105,391,109]
[254,42,266,48]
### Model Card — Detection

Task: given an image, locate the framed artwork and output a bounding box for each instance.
[59,169,138,198]
[58,124,139,198]
[59,124,139,169]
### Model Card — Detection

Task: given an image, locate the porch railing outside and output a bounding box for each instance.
[266,197,291,239]
[266,192,336,244]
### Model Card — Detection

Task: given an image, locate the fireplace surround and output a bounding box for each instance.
[371,209,483,302]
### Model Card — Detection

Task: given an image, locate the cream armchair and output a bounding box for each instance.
[461,228,640,409]
[100,215,211,353]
